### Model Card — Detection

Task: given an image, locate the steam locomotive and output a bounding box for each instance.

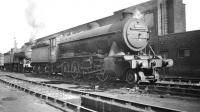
[3,42,32,73]
[31,17,173,84]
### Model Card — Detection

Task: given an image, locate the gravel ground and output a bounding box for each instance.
[1,71,200,112]
[0,82,63,112]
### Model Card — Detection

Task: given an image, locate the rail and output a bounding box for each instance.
[0,75,183,112]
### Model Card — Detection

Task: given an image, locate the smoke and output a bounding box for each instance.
[25,0,44,42]
[133,9,144,19]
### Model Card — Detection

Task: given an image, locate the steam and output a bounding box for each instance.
[133,9,144,19]
[25,0,44,43]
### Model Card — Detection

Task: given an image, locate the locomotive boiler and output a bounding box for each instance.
[57,18,173,84]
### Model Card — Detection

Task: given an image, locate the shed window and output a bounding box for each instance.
[160,50,169,59]
[178,49,191,57]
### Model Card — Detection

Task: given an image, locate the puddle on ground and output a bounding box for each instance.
[1,97,17,101]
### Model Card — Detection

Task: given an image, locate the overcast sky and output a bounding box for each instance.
[0,0,199,53]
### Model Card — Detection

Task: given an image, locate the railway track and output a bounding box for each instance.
[24,72,200,98]
[137,82,200,98]
[23,73,200,98]
[0,75,183,112]
[160,77,200,84]
[0,75,95,112]
[88,78,200,98]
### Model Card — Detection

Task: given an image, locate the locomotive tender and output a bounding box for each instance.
[31,16,173,84]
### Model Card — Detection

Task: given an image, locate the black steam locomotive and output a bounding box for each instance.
[31,17,173,84]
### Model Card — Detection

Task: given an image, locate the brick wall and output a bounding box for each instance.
[173,0,186,33]
[158,30,200,77]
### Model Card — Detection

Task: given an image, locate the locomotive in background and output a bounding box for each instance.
[31,13,173,84]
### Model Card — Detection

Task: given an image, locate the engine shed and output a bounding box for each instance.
[158,30,200,78]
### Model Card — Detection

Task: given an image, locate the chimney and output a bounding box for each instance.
[122,11,133,20]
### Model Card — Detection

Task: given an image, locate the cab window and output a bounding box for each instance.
[178,48,191,58]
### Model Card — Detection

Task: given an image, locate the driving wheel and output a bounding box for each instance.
[126,69,138,84]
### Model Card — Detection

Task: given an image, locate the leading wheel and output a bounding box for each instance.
[97,71,109,82]
[126,69,138,84]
